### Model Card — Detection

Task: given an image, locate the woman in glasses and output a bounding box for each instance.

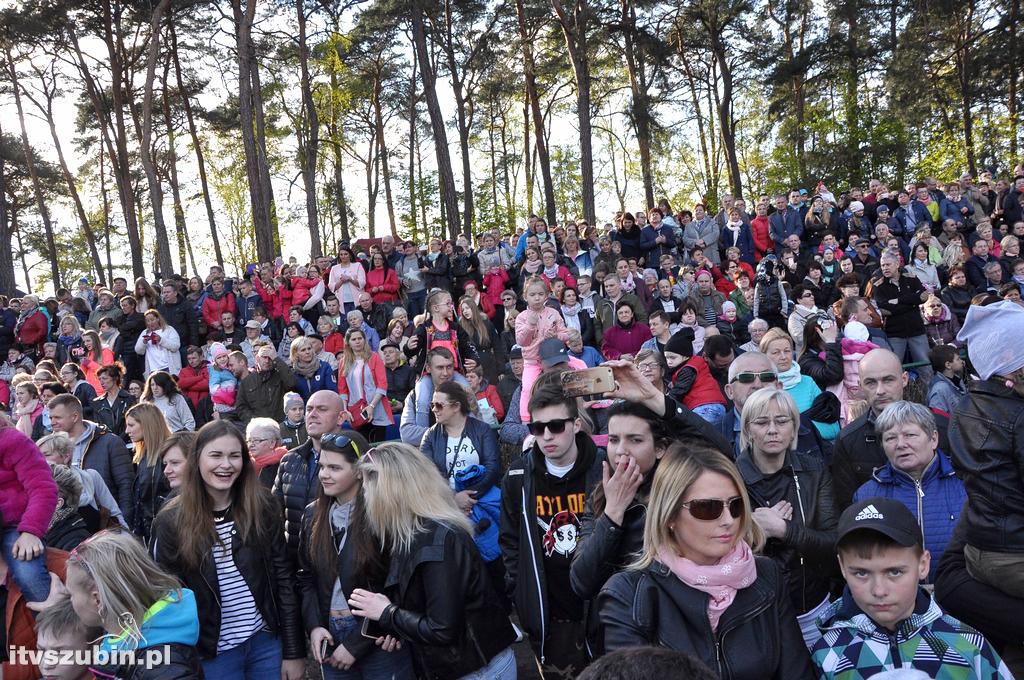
[346,443,518,679]
[734,389,836,648]
[298,434,414,679]
[64,530,203,678]
[245,417,288,481]
[760,328,840,441]
[151,420,305,679]
[598,445,815,679]
[419,381,500,514]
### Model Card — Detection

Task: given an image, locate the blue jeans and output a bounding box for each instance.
[201,630,282,680]
[692,402,727,427]
[322,614,415,680]
[1,526,51,602]
[458,646,517,680]
[405,290,427,319]
[888,334,933,383]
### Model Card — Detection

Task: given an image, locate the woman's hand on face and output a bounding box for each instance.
[348,589,392,621]
[601,457,643,527]
[821,323,838,343]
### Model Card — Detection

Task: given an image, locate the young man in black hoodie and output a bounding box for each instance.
[500,369,602,678]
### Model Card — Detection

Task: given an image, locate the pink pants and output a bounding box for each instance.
[519,356,588,423]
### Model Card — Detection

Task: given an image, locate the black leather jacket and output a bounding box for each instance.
[90,644,202,680]
[150,498,305,661]
[948,378,1024,552]
[377,520,516,679]
[598,556,815,680]
[92,390,137,440]
[499,434,602,647]
[736,449,838,614]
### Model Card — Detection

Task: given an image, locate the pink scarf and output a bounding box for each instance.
[656,541,757,632]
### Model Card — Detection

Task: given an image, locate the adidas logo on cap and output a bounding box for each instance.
[855,504,883,521]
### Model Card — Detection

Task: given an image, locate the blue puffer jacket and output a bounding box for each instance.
[853,451,965,582]
[292,360,338,401]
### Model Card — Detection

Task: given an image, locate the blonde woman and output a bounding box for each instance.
[64,530,203,677]
[124,402,171,543]
[598,445,815,679]
[346,443,517,679]
[338,327,392,442]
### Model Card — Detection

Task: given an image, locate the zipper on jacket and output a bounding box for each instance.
[792,471,808,613]
[521,489,546,663]
[715,593,773,679]
[915,479,925,542]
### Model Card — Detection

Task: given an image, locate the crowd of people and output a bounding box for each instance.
[2,171,1024,679]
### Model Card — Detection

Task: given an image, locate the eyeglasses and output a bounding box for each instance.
[731,371,777,384]
[429,401,454,411]
[246,437,271,445]
[681,496,744,521]
[527,418,573,436]
[635,361,660,372]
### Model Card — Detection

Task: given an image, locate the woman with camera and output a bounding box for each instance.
[134,309,182,377]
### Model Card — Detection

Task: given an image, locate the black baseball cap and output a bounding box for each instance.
[836,497,922,548]
[539,338,569,368]
[509,345,523,360]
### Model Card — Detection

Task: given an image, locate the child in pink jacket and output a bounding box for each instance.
[0,423,58,605]
[516,277,572,422]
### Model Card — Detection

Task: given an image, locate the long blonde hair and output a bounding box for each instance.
[125,402,171,466]
[632,444,764,570]
[67,529,182,631]
[357,442,472,555]
[341,327,371,375]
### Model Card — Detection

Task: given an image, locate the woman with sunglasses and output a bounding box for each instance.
[420,381,500,514]
[571,361,732,602]
[151,420,305,679]
[734,388,836,649]
[346,443,518,679]
[297,434,415,679]
[599,445,815,679]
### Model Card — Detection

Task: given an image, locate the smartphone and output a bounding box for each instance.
[561,367,615,399]
[361,617,386,640]
[318,637,329,660]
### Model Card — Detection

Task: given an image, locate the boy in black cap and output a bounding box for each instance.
[663,328,727,425]
[811,497,1012,679]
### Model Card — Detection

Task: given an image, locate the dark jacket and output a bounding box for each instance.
[90,645,202,680]
[939,284,973,325]
[235,358,297,424]
[377,519,517,679]
[117,311,146,360]
[599,556,815,680]
[831,409,951,510]
[872,274,927,338]
[717,408,829,461]
[79,421,136,527]
[151,497,305,661]
[92,390,137,440]
[736,449,838,614]
[499,434,602,647]
[420,417,500,496]
[411,319,479,374]
[422,253,451,292]
[295,503,377,662]
[798,340,843,390]
[158,297,199,348]
[131,455,170,546]
[73,382,98,422]
[948,378,1024,553]
[569,396,732,602]
[44,511,90,551]
[272,433,370,560]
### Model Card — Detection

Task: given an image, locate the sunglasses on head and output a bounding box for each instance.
[527,418,573,436]
[682,496,744,521]
[731,371,777,384]
[320,432,353,450]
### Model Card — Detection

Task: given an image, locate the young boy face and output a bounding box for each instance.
[839,544,930,631]
[286,404,304,422]
[36,628,94,680]
[663,350,686,369]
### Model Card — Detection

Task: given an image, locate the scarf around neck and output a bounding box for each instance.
[778,362,803,389]
[543,263,560,279]
[293,355,321,378]
[656,541,756,632]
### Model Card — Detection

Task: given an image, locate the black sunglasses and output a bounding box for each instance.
[320,432,353,449]
[682,496,744,521]
[527,418,573,436]
[731,371,777,384]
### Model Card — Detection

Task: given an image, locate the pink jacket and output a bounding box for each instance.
[0,427,58,538]
[827,337,878,426]
[515,307,569,362]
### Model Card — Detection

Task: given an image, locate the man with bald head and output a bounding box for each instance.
[270,389,369,559]
[830,348,950,508]
[718,351,827,458]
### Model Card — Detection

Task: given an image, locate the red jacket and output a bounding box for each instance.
[291,275,321,308]
[14,310,48,355]
[3,549,68,680]
[202,291,236,329]
[750,215,771,260]
[324,331,345,356]
[476,384,504,421]
[177,362,210,410]
[253,277,292,321]
[0,427,58,538]
[541,265,577,291]
[482,269,509,312]
[338,352,394,423]
[366,268,400,304]
[675,355,727,409]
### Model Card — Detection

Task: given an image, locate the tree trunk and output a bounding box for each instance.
[94,8,145,278]
[621,0,654,208]
[551,0,596,224]
[5,47,60,289]
[296,0,323,258]
[24,63,106,284]
[710,38,743,197]
[514,0,556,224]
[99,144,114,283]
[14,213,31,294]
[168,14,223,268]
[523,95,534,216]
[372,69,398,237]
[249,38,280,255]
[232,0,276,263]
[408,51,418,240]
[411,2,461,241]
[161,53,192,277]
[139,0,175,277]
[0,120,16,294]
